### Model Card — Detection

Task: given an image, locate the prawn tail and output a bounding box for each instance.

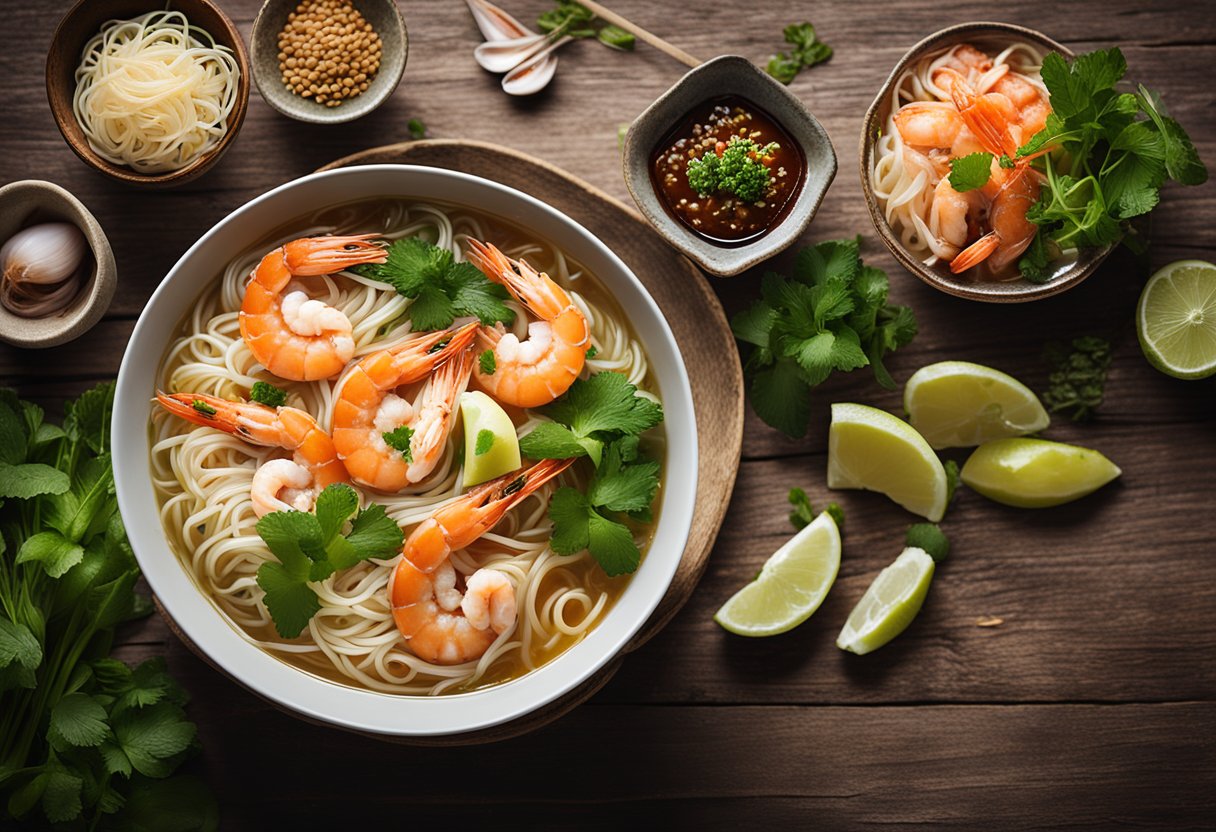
[154,391,270,437]
[949,232,1000,274]
[283,234,388,275]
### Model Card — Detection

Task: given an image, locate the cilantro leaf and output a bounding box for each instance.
[48,692,110,748]
[407,118,427,140]
[249,381,287,408]
[587,442,659,513]
[748,358,812,438]
[730,301,777,349]
[906,523,950,562]
[788,487,815,530]
[948,152,994,192]
[519,421,594,462]
[1138,84,1207,186]
[765,21,832,84]
[256,510,323,569]
[315,482,359,542]
[111,700,197,778]
[446,260,515,325]
[548,484,642,577]
[475,429,495,456]
[687,135,779,203]
[344,503,405,563]
[256,562,319,639]
[543,372,663,442]
[382,425,415,462]
[549,487,593,555]
[479,348,496,375]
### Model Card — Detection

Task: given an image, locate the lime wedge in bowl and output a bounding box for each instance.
[460,391,521,487]
[714,511,841,637]
[1137,260,1216,380]
[904,360,1050,449]
[837,546,935,655]
[961,437,1120,508]
[827,403,948,521]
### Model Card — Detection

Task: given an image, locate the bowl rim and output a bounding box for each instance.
[0,179,116,348]
[622,54,838,278]
[45,0,251,188]
[249,0,409,125]
[111,164,698,737]
[858,21,1113,303]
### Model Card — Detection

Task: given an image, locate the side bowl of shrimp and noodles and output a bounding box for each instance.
[859,22,1114,303]
[111,165,697,738]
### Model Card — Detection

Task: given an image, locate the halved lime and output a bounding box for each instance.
[904,361,1050,449]
[460,391,521,487]
[960,437,1120,508]
[714,511,841,637]
[1137,260,1216,379]
[827,403,948,522]
[837,547,935,655]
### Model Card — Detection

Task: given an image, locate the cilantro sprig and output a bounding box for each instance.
[255,483,403,638]
[249,381,287,408]
[1012,48,1206,279]
[732,237,918,438]
[766,22,832,84]
[948,152,995,193]
[382,425,414,461]
[537,1,635,50]
[354,237,515,331]
[687,135,780,204]
[519,373,664,576]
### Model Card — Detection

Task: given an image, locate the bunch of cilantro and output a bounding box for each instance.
[732,237,918,437]
[947,47,1207,282]
[518,372,663,577]
[354,237,515,331]
[254,483,404,638]
[0,383,216,828]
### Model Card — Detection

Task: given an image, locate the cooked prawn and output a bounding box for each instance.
[949,164,1043,274]
[465,239,589,408]
[389,561,516,665]
[155,391,347,517]
[240,235,387,382]
[929,178,982,260]
[332,323,479,492]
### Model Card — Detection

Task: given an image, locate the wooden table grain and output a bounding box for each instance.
[3,1,1214,828]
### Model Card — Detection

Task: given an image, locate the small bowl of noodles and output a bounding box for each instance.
[46,0,250,187]
[861,22,1113,302]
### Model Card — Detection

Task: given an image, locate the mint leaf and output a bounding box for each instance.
[0,401,26,464]
[48,692,110,748]
[0,462,70,499]
[906,523,950,562]
[44,453,115,543]
[948,152,994,192]
[249,381,287,408]
[16,531,85,578]
[62,381,115,454]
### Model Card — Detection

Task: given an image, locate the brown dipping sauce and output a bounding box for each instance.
[649,96,805,247]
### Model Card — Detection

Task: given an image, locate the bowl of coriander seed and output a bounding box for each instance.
[250,0,407,123]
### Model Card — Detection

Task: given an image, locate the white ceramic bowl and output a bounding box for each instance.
[112,165,697,738]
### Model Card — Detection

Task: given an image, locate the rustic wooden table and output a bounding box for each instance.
[3,1,1214,827]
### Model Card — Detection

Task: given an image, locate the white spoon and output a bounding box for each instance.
[501,36,573,96]
[474,32,553,73]
[465,0,534,41]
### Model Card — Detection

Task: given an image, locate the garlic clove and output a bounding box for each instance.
[1,222,89,286]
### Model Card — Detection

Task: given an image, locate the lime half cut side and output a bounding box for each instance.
[904,360,1050,449]
[1137,260,1216,380]
[836,547,935,655]
[714,511,841,637]
[827,403,948,522]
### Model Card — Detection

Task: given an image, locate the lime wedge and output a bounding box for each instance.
[836,547,935,655]
[960,437,1120,508]
[460,391,521,487]
[904,360,1050,449]
[714,511,841,637]
[827,403,948,522]
[1137,260,1216,379]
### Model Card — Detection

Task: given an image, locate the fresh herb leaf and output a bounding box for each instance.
[519,421,595,461]
[548,487,640,576]
[687,135,780,203]
[944,459,961,506]
[597,23,634,50]
[475,429,495,456]
[788,487,815,530]
[0,462,71,499]
[521,372,663,465]
[733,239,917,436]
[1041,336,1112,421]
[191,400,216,417]
[16,531,85,579]
[586,442,659,513]
[948,152,994,192]
[479,348,496,375]
[354,238,514,330]
[538,1,633,50]
[906,523,950,562]
[48,692,110,748]
[382,425,415,462]
[766,22,832,84]
[407,118,427,140]
[249,381,287,408]
[586,345,598,359]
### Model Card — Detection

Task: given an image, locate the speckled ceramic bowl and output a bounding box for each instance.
[250,0,407,124]
[623,55,837,278]
[0,180,116,349]
[860,22,1112,302]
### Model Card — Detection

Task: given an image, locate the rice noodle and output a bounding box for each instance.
[73,10,240,173]
[151,199,660,695]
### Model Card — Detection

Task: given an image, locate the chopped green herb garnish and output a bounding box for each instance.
[249,381,287,408]
[732,237,917,437]
[407,118,426,140]
[382,425,415,461]
[948,152,993,192]
[256,483,404,638]
[538,1,633,50]
[687,135,779,204]
[586,345,598,359]
[354,237,514,330]
[944,459,961,506]
[191,400,216,417]
[1041,336,1112,421]
[788,487,844,533]
[479,348,496,375]
[475,429,495,456]
[766,22,832,84]
[906,522,949,562]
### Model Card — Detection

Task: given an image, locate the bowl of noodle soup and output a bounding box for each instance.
[47,0,249,187]
[112,165,696,738]
[860,22,1113,302]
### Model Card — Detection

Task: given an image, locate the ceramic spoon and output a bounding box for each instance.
[501,36,573,96]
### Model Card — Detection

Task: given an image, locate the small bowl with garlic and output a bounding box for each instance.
[0,180,116,349]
